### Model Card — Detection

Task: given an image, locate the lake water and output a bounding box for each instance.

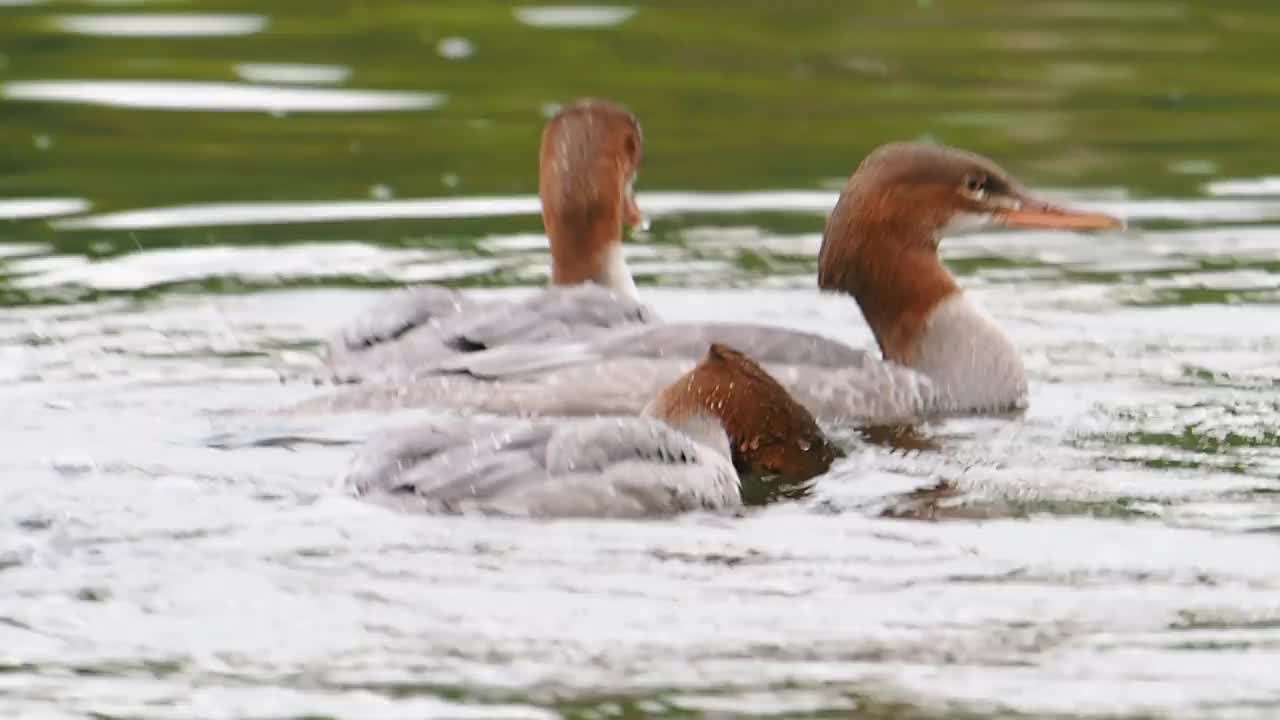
[2,2,1280,718]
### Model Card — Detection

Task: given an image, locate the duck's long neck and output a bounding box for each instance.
[586,242,638,300]
[544,222,638,301]
[542,190,638,300]
[820,225,1027,413]
[842,243,960,367]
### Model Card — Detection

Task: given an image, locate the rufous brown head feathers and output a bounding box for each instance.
[538,98,645,289]
[818,142,1121,366]
[647,342,839,483]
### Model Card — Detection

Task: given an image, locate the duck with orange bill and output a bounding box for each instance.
[299,141,1123,425]
[323,97,655,383]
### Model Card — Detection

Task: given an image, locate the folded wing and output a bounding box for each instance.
[347,416,739,517]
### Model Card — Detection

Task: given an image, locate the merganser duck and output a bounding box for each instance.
[347,343,839,517]
[324,97,654,382]
[296,142,1122,424]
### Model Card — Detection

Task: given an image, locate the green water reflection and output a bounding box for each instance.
[4,3,1279,202]
[2,0,1279,295]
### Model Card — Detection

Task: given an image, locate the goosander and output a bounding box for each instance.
[347,343,839,517]
[324,97,655,381]
[296,142,1122,424]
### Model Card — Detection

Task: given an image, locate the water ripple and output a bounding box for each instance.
[50,13,267,37]
[2,80,444,113]
[513,6,636,28]
[233,63,352,86]
[48,191,1280,231]
[0,197,90,221]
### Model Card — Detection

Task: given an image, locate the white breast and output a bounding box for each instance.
[912,293,1029,413]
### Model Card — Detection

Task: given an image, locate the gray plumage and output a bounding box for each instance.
[324,283,656,382]
[418,321,869,379]
[348,415,740,518]
[298,289,1025,426]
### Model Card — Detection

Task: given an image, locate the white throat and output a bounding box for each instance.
[596,242,639,301]
[941,211,994,238]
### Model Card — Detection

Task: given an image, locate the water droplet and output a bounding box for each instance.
[437,36,474,60]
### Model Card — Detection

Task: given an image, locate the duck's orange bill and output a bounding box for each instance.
[997,197,1125,230]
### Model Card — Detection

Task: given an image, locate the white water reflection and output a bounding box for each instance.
[234,63,351,86]
[51,13,267,37]
[436,36,475,60]
[514,5,635,28]
[0,242,51,260]
[5,239,741,294]
[0,197,90,220]
[49,189,1280,232]
[1205,176,1280,196]
[49,192,830,230]
[2,80,443,113]
[6,243,477,292]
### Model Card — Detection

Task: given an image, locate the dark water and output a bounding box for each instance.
[3,2,1280,718]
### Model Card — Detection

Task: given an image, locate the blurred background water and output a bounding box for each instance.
[2,2,1280,718]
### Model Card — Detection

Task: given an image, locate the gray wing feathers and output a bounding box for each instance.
[345,419,552,495]
[544,417,712,474]
[483,462,738,518]
[335,285,474,352]
[769,360,941,425]
[325,284,655,381]
[284,361,677,418]
[597,322,871,368]
[346,416,740,518]
[295,353,937,425]
[425,341,601,380]
[423,322,870,382]
[436,284,655,349]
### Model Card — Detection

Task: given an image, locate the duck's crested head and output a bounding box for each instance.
[818,141,1123,365]
[539,98,646,296]
[644,342,839,483]
[822,142,1124,255]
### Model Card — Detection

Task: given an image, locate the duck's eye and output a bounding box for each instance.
[964,175,988,200]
